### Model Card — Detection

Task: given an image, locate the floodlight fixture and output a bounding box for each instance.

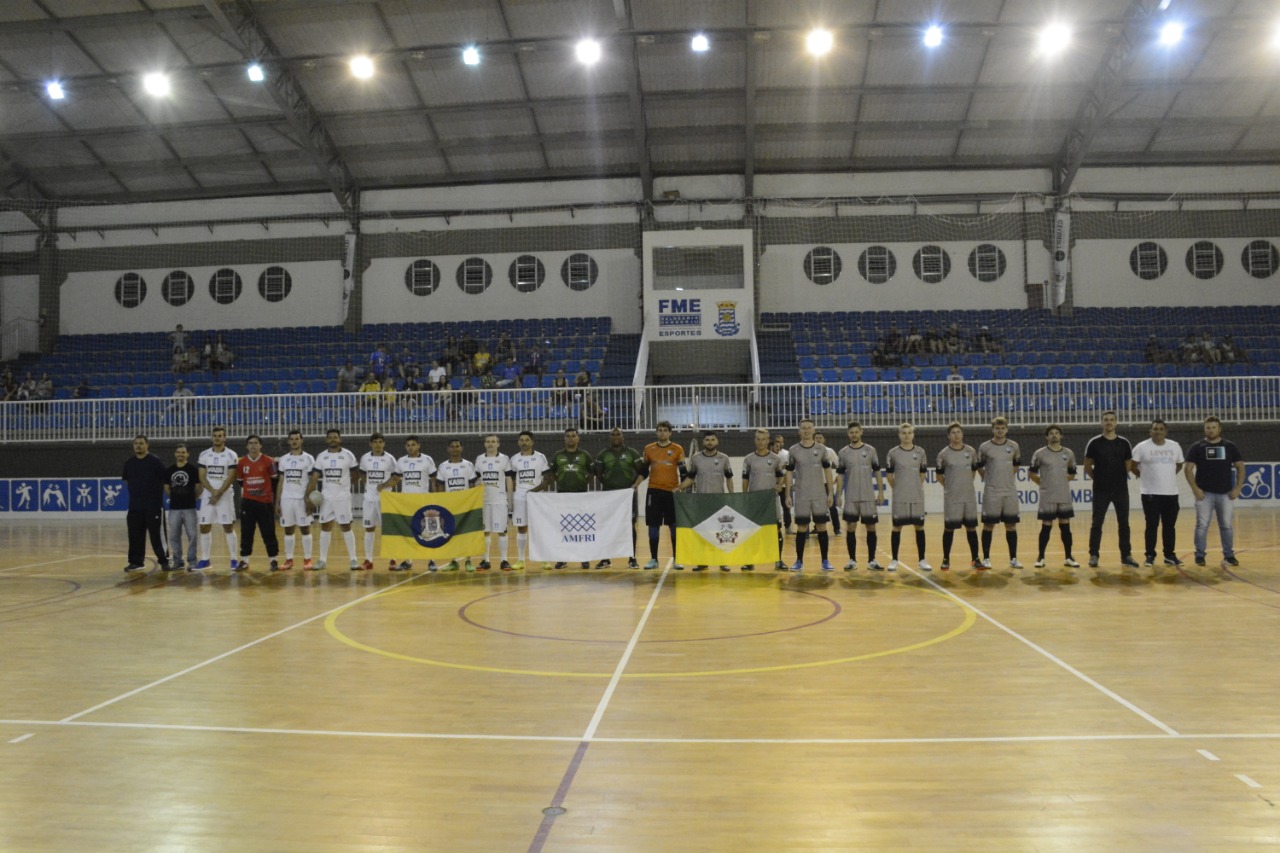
[142,72,171,96]
[462,46,481,65]
[576,38,602,65]
[691,33,710,52]
[1158,21,1184,47]
[806,28,834,56]
[247,63,265,82]
[350,55,375,79]
[46,81,65,100]
[1037,22,1071,57]
[924,25,944,48]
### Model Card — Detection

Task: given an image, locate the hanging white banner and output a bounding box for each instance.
[342,231,357,321]
[527,490,635,562]
[1052,210,1071,307]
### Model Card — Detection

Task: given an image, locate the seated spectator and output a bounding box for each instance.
[1220,335,1247,364]
[523,343,548,379]
[440,336,463,376]
[870,343,901,368]
[210,336,234,374]
[181,345,200,373]
[578,389,605,430]
[495,358,521,388]
[551,368,571,403]
[15,373,36,401]
[167,324,188,354]
[458,334,479,367]
[2,376,18,402]
[472,342,493,377]
[945,366,970,399]
[426,360,447,390]
[395,346,416,380]
[944,324,966,354]
[33,372,53,401]
[494,331,516,363]
[880,326,904,354]
[368,343,391,381]
[358,375,382,406]
[402,362,423,391]
[1198,332,1221,364]
[169,379,195,412]
[336,359,359,393]
[903,327,924,355]
[973,326,1001,354]
[201,339,213,371]
[1144,334,1171,364]
[925,327,944,354]
[574,368,592,388]
[73,377,95,399]
[1178,334,1201,364]
[453,376,477,420]
[380,378,398,409]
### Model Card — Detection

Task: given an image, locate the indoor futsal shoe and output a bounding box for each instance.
[596,559,611,569]
[1225,556,1240,567]
[269,559,279,571]
[644,558,658,570]
[844,560,856,571]
[1120,556,1139,568]
[917,559,932,571]
[1162,556,1182,567]
[1064,557,1080,568]
[1034,558,1046,568]
[302,559,314,570]
[821,560,834,572]
[122,563,145,573]
[868,560,883,571]
[692,565,708,572]
[1009,558,1023,569]
[790,560,803,572]
[500,560,513,571]
[282,559,294,570]
[627,558,639,569]
[886,560,899,572]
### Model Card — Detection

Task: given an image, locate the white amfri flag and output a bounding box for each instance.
[527,491,634,562]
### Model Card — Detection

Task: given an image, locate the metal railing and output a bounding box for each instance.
[2,376,1276,443]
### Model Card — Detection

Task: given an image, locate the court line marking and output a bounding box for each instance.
[324,577,977,677]
[1197,749,1220,761]
[4,719,1280,746]
[58,574,421,723]
[8,734,33,744]
[0,555,97,576]
[528,563,672,853]
[905,566,1180,736]
[1237,774,1263,789]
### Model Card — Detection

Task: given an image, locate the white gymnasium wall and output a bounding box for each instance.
[362,250,642,333]
[1072,239,1280,307]
[59,261,343,335]
[758,240,1039,314]
[1,274,39,324]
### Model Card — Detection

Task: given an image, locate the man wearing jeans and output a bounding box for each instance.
[1184,415,1245,568]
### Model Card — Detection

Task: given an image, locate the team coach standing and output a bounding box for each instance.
[1084,411,1139,569]
[122,434,169,572]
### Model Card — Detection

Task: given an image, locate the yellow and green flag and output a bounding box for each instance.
[675,490,779,566]
[381,486,485,561]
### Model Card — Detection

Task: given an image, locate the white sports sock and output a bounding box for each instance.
[319,530,331,561]
[225,532,238,562]
[343,530,356,558]
[301,531,312,559]
[517,532,527,561]
[498,534,508,563]
[364,530,375,561]
[284,533,295,560]
[199,532,211,561]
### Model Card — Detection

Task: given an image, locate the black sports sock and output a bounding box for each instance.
[915,528,926,560]
[942,529,954,561]
[795,531,808,561]
[891,530,901,560]
[867,529,878,562]
[1006,529,1018,560]
[981,529,993,558]
[1038,525,1052,559]
[817,531,829,560]
[846,531,857,562]
[966,529,980,560]
[1060,526,1073,556]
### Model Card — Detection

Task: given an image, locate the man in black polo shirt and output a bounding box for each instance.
[1084,411,1138,569]
[121,434,170,573]
[1184,415,1245,567]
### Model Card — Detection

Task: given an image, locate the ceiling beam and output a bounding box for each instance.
[613,0,652,201]
[199,0,360,224]
[1052,0,1163,196]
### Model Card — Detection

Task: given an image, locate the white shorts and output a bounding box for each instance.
[484,500,509,533]
[318,493,354,525]
[198,490,236,526]
[512,492,532,528]
[279,496,312,528]
[362,494,382,529]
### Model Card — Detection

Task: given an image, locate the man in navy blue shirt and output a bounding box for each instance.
[1184,415,1246,567]
[121,434,170,573]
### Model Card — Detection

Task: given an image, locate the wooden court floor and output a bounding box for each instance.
[3,511,1280,852]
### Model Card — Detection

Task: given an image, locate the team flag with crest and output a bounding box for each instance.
[675,490,779,565]
[380,486,485,561]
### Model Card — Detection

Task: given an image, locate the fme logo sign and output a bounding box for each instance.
[657,298,702,338]
[1239,464,1277,501]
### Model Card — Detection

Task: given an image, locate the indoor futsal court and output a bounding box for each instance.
[3,511,1278,851]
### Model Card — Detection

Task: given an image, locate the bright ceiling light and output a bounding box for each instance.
[142,72,170,96]
[691,33,710,52]
[924,25,944,48]
[1037,22,1072,57]
[575,38,602,65]
[806,28,834,56]
[462,46,480,66]
[349,55,375,79]
[46,81,65,100]
[1158,21,1184,46]
[246,63,265,82]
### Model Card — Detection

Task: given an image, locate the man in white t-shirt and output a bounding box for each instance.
[394,435,437,571]
[435,438,479,571]
[357,432,398,571]
[1131,419,1185,569]
[508,430,549,570]
[275,429,315,570]
[475,433,513,570]
[195,425,239,571]
[307,428,359,571]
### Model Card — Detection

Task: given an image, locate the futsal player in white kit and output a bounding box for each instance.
[475,434,513,570]
[307,428,360,570]
[509,430,549,570]
[195,425,239,571]
[357,432,398,570]
[276,428,315,570]
[436,438,480,571]
[395,435,437,571]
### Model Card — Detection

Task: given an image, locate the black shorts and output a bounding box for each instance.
[645,488,676,526]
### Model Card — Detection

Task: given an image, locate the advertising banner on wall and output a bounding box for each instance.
[645,292,752,341]
[642,229,755,343]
